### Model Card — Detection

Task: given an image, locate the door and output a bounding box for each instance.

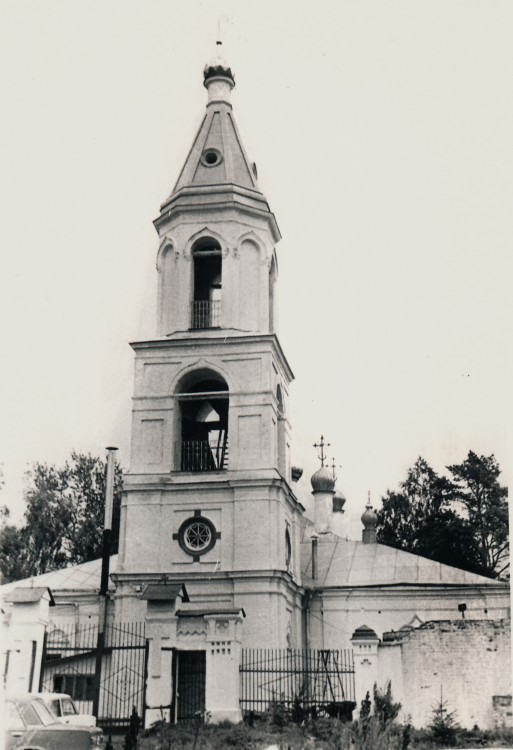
[174,650,206,721]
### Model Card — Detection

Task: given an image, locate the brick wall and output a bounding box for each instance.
[379,619,511,729]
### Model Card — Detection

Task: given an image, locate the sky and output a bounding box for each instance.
[0,0,512,539]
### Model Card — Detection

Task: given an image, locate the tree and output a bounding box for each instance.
[429,689,459,747]
[0,451,123,583]
[0,505,31,583]
[376,454,508,579]
[448,451,509,579]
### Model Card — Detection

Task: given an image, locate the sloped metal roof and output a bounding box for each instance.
[0,555,118,595]
[141,583,189,602]
[300,525,505,588]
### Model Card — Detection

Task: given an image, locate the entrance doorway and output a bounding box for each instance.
[173,650,206,721]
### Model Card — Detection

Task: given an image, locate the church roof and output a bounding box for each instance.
[300,528,506,588]
[0,555,118,596]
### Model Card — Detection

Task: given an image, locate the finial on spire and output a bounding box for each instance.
[216,15,224,44]
[203,36,235,100]
[313,435,330,468]
[367,490,372,507]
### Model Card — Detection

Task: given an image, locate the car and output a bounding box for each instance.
[37,692,97,727]
[5,694,104,750]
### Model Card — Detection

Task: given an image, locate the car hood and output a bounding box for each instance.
[59,715,97,727]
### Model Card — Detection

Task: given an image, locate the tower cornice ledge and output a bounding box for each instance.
[155,186,281,243]
[112,569,305,589]
[130,333,294,382]
[122,474,305,514]
[159,183,272,212]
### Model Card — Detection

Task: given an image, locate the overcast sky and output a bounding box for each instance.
[1,1,512,538]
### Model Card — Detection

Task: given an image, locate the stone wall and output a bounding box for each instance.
[379,619,511,729]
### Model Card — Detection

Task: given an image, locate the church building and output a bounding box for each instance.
[1,51,510,732]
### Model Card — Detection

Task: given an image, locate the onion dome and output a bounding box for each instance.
[311,466,335,493]
[361,493,378,544]
[361,500,377,530]
[332,490,346,513]
[203,51,235,87]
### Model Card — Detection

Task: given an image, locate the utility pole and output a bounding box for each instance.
[92,447,118,720]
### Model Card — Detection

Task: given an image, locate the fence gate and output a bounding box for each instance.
[41,621,148,731]
[172,649,206,722]
[240,648,356,721]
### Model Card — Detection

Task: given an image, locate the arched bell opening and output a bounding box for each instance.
[176,370,229,471]
[191,238,222,329]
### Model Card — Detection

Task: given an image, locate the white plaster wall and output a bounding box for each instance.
[383,619,512,729]
[308,588,511,651]
[4,595,51,693]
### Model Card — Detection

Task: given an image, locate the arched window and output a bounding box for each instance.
[177,370,229,471]
[276,383,287,476]
[191,238,222,329]
[276,384,284,416]
[269,254,277,333]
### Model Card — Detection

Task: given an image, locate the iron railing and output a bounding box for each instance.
[240,648,355,721]
[180,438,228,472]
[191,300,221,329]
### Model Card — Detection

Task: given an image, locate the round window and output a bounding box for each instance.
[177,516,217,557]
[201,148,223,167]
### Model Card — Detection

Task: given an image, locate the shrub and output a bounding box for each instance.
[352,716,403,750]
[373,682,402,725]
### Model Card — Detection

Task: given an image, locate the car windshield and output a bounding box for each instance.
[31,698,59,726]
[61,697,78,716]
[7,701,25,731]
[18,700,44,726]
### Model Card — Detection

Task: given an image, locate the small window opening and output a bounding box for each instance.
[201,148,222,167]
[191,239,222,329]
[179,376,229,471]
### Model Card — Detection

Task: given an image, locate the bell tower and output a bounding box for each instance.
[155,57,280,341]
[114,51,304,650]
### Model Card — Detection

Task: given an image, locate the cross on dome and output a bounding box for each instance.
[313,435,330,468]
[330,457,342,481]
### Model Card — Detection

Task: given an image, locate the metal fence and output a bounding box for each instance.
[180,436,228,471]
[191,300,221,329]
[240,648,356,721]
[41,621,148,732]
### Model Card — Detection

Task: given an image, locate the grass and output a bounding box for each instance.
[105,717,513,750]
